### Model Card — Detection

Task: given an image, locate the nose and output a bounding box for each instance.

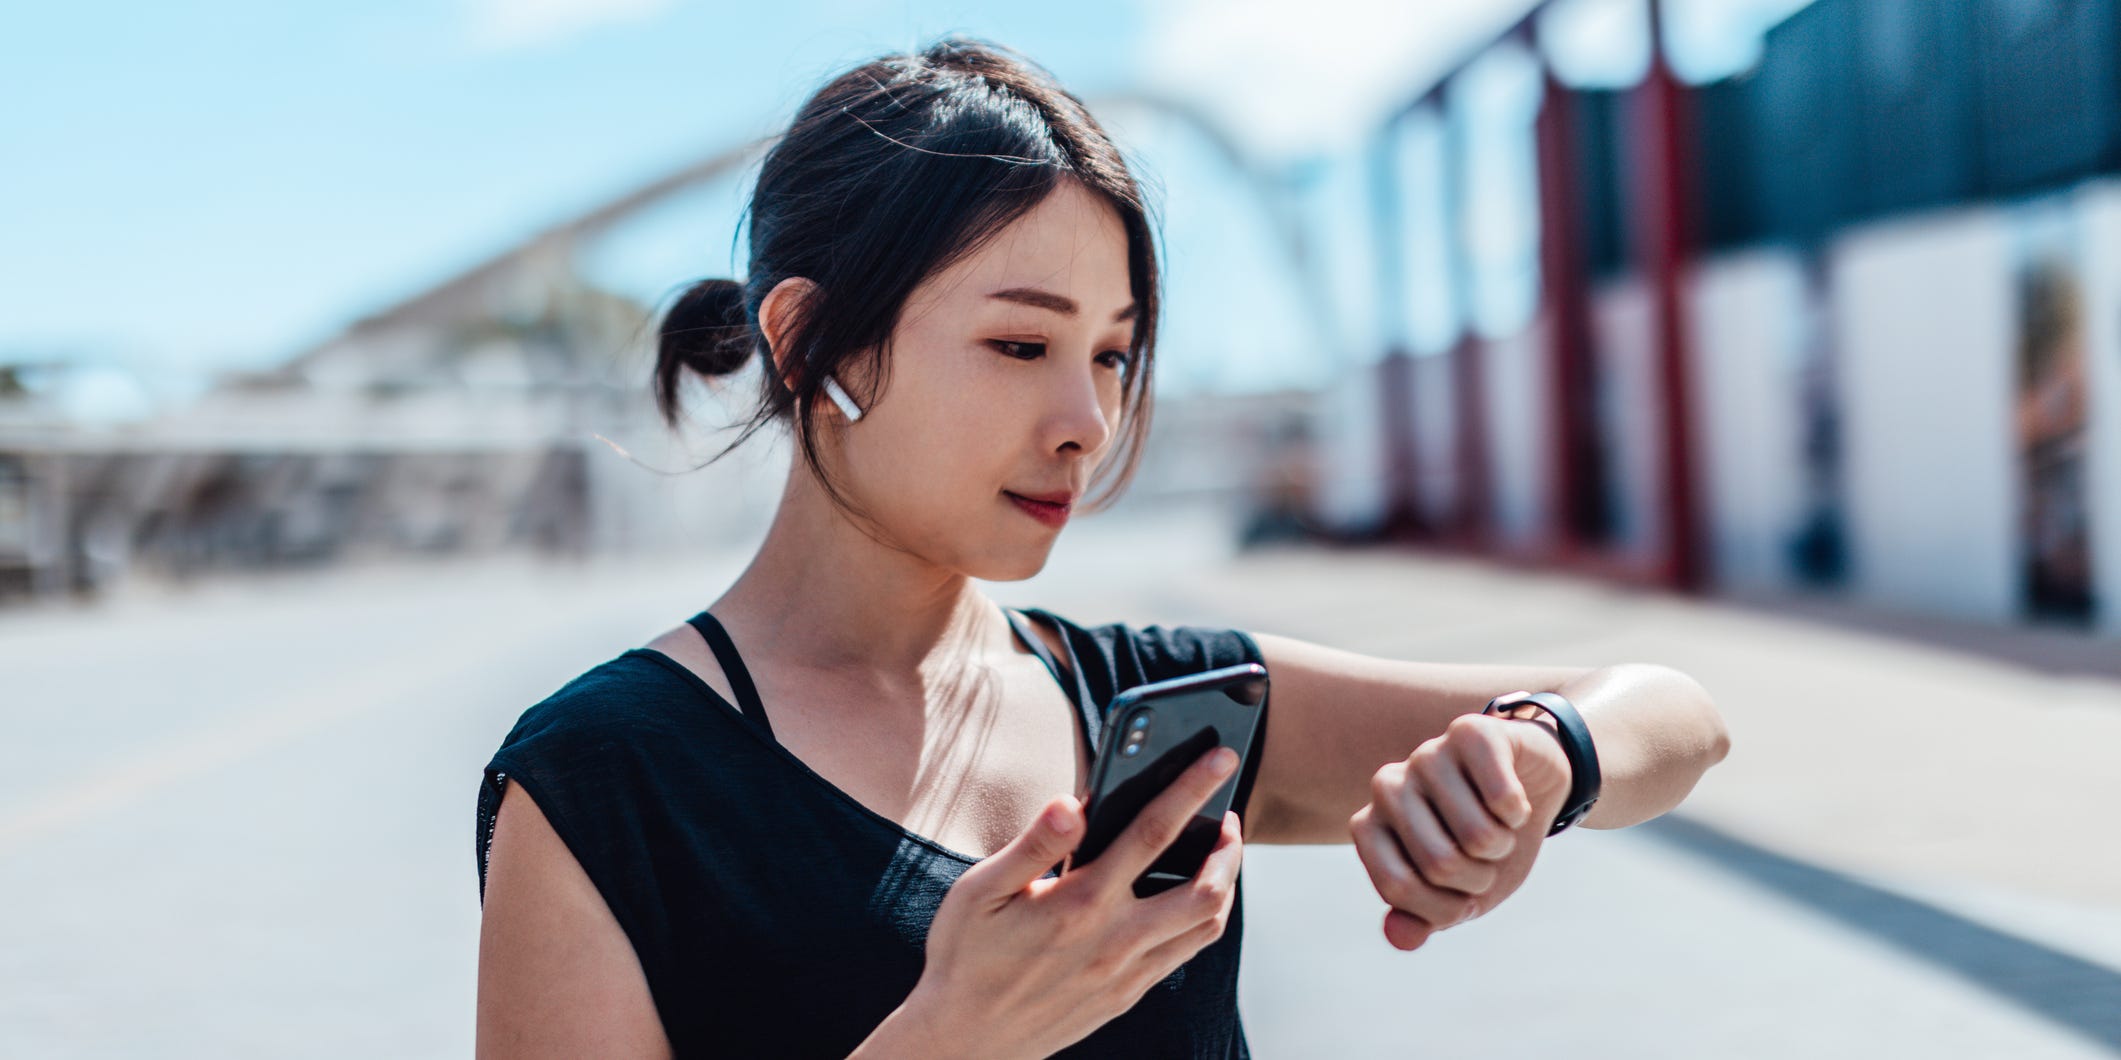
[1048,359,1117,459]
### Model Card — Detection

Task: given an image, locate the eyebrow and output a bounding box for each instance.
[987,286,1138,323]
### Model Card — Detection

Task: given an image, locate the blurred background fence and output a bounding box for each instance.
[1334,0,2121,633]
[7,0,2121,635]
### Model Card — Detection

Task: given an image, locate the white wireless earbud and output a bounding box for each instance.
[821,374,864,422]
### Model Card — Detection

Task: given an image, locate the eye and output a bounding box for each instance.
[990,339,1133,375]
[989,339,1045,360]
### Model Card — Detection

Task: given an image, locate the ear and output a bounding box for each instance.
[758,276,821,394]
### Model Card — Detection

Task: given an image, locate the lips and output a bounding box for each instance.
[1007,489,1077,506]
[1004,490,1073,528]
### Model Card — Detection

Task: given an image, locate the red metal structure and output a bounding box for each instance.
[1639,0,1705,592]
[1376,0,1705,593]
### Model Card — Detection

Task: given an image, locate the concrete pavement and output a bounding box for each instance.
[2,501,2116,1056]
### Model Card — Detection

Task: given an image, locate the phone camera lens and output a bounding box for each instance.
[1122,744,1140,756]
[1130,713,1151,731]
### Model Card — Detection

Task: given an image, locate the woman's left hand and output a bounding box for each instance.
[1348,712,1574,951]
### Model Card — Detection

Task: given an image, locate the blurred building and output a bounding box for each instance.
[1316,0,2121,636]
[0,267,633,600]
[0,90,1338,607]
[0,258,1315,605]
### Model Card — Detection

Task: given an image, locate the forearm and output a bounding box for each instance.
[844,983,992,1060]
[850,990,969,1060]
[1240,632,1729,843]
[1557,663,1729,828]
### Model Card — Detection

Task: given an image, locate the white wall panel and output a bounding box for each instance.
[1479,319,1552,550]
[1412,352,1459,527]
[1688,250,1810,590]
[1590,277,1664,565]
[1829,210,2017,623]
[2076,181,2121,634]
[1312,360,1389,535]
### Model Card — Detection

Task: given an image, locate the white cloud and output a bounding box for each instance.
[1136,0,1535,159]
[464,0,677,52]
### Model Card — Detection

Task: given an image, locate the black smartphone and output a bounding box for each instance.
[1066,662,1269,897]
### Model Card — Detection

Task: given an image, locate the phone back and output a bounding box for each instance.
[1072,663,1267,896]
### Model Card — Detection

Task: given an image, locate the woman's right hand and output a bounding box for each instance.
[872,745,1244,1059]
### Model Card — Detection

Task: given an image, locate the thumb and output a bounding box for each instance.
[961,794,1082,901]
[1497,716,1574,806]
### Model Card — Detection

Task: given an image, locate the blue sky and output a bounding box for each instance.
[1,0,1135,372]
[2,0,1809,407]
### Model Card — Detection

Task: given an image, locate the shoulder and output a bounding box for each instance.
[489,651,711,777]
[1026,607,1276,834]
[477,651,716,900]
[1023,607,1262,692]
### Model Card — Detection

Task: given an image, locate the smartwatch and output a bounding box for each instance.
[1480,690,1601,836]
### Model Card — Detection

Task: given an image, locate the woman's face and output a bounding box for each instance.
[827,177,1138,581]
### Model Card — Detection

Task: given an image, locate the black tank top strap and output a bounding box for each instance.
[1005,606,1102,756]
[1004,606,1064,682]
[685,610,774,739]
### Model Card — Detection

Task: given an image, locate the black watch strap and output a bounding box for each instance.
[1481,690,1601,836]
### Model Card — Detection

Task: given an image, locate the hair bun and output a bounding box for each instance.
[654,277,753,420]
[662,278,752,372]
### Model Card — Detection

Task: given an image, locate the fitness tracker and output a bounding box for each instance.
[1480,690,1601,836]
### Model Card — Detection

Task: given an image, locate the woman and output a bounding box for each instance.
[474,37,1730,1059]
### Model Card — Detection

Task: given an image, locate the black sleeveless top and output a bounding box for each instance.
[474,605,1268,1058]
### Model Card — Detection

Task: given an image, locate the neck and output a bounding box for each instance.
[710,464,1010,683]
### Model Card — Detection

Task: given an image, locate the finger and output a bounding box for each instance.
[1350,806,1480,929]
[1383,908,1439,952]
[1134,819,1240,973]
[961,794,1082,904]
[1413,751,1516,861]
[1499,716,1576,799]
[1087,745,1239,898]
[1136,910,1227,985]
[1133,810,1243,936]
[1168,809,1244,897]
[1453,719,1533,830]
[1378,773,1499,895]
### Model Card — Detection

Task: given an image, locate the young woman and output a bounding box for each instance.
[474,37,1730,1059]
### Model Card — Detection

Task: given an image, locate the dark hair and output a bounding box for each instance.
[653,36,1161,518]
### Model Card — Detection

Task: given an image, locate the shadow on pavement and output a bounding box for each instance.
[1644,814,2121,1052]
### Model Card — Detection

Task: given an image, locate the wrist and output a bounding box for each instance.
[1485,702,1566,769]
[1480,690,1602,835]
[1519,711,1562,743]
[851,984,970,1060]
